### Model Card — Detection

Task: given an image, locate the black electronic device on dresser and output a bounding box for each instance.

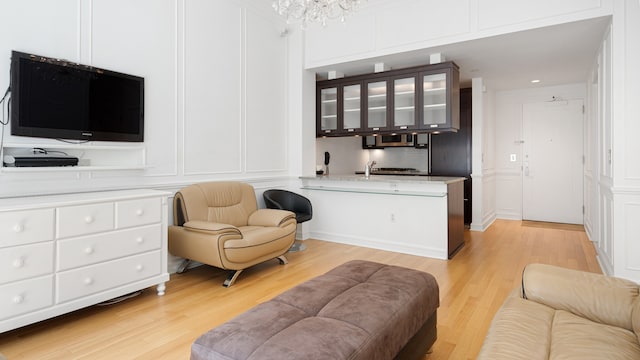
[430,88,472,224]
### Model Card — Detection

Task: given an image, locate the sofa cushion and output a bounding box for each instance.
[522,264,639,331]
[633,297,640,344]
[550,310,640,359]
[477,292,555,360]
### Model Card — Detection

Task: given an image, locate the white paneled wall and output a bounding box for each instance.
[245,8,288,173]
[182,0,242,175]
[476,0,602,30]
[0,0,292,198]
[374,0,470,51]
[91,0,178,177]
[0,0,78,63]
[304,0,612,69]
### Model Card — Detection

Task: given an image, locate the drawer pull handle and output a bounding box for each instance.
[85,247,94,254]
[13,295,24,304]
[136,265,144,272]
[136,209,144,216]
[136,237,144,244]
[84,277,94,285]
[13,258,24,268]
[84,216,94,224]
[13,224,23,233]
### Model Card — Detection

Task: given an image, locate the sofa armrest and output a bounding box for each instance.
[183,220,241,235]
[248,209,296,227]
[522,263,639,331]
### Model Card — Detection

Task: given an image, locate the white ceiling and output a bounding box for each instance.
[313,16,611,91]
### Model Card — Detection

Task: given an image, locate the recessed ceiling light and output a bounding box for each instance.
[531,79,541,83]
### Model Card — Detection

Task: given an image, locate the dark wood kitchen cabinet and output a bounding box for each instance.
[317,62,459,137]
[317,81,364,136]
[430,88,472,224]
[420,65,460,132]
[364,74,420,133]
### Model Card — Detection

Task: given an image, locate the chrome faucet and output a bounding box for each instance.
[364,161,376,178]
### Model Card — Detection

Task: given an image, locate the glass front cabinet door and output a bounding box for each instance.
[420,65,459,131]
[392,75,419,130]
[342,83,362,133]
[365,80,388,132]
[317,86,338,135]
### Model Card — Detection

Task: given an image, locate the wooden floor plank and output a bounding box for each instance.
[0,219,601,360]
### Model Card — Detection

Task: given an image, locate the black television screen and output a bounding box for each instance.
[10,51,144,142]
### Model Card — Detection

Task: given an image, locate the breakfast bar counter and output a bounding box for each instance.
[299,175,465,259]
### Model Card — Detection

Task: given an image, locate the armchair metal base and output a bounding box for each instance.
[223,270,243,287]
[288,241,307,252]
[223,255,289,287]
[177,259,192,274]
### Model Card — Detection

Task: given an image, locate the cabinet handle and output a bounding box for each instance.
[12,258,24,268]
[84,216,94,224]
[84,277,94,285]
[136,237,144,244]
[84,247,94,254]
[136,265,144,272]
[13,295,24,304]
[13,224,24,233]
[135,209,144,216]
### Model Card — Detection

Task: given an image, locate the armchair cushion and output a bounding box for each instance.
[248,209,296,227]
[183,220,241,235]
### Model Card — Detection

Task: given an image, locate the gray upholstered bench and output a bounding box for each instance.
[191,260,439,360]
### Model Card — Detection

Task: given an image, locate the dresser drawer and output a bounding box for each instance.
[116,197,161,229]
[0,242,54,283]
[0,276,54,320]
[57,202,114,239]
[56,251,161,303]
[0,209,55,248]
[57,224,162,271]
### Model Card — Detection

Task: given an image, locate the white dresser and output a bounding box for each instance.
[0,189,170,333]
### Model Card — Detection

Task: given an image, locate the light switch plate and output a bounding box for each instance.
[510,154,517,162]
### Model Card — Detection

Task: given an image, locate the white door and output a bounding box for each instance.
[522,100,584,224]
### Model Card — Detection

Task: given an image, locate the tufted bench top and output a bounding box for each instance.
[191,260,439,360]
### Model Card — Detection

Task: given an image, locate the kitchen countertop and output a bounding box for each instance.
[300,174,465,184]
[354,170,431,176]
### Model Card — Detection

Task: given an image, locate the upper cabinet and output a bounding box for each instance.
[421,65,460,131]
[317,82,364,135]
[317,62,459,137]
[365,79,389,132]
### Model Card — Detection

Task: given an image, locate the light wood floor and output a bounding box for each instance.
[0,219,601,360]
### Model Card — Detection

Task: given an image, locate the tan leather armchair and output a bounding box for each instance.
[168,181,297,287]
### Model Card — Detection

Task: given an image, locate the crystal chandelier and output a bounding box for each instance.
[272,0,364,28]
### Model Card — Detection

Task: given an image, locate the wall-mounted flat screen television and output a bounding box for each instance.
[10,50,144,142]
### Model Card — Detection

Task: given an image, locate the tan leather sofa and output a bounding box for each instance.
[168,181,297,286]
[478,263,640,359]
